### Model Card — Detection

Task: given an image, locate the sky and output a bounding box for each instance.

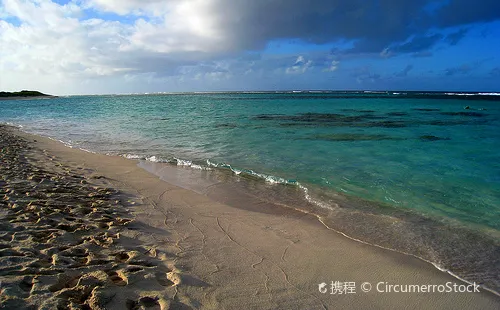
[1,0,499,95]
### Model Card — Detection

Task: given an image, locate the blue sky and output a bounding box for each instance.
[1,0,499,95]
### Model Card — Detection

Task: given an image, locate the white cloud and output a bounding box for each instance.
[286,56,312,74]
[120,0,232,54]
[84,0,168,16]
[323,60,339,72]
[0,0,235,89]
[0,0,135,77]
[0,1,295,94]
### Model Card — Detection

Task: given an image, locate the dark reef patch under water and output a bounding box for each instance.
[307,133,402,142]
[441,111,487,117]
[419,135,451,141]
[413,108,442,112]
[253,110,490,129]
[387,112,409,116]
[303,134,451,142]
[341,109,376,113]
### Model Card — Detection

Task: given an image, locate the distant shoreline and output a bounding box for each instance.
[0,95,57,101]
[0,90,56,101]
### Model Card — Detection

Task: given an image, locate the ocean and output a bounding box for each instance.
[1,91,499,293]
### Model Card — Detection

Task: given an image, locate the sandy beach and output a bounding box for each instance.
[0,124,498,309]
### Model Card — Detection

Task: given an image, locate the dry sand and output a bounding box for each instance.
[0,124,498,309]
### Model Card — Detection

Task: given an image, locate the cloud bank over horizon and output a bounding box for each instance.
[1,0,499,94]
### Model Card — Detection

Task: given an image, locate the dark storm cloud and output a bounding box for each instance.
[433,0,500,27]
[222,0,430,52]
[213,0,500,55]
[389,34,443,55]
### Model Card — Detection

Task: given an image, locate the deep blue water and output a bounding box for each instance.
[1,91,499,292]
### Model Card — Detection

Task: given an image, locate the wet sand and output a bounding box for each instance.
[0,124,498,309]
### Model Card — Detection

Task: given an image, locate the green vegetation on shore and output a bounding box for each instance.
[0,90,50,98]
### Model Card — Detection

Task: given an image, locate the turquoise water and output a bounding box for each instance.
[1,92,499,292]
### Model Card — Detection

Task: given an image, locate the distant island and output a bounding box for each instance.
[0,90,56,100]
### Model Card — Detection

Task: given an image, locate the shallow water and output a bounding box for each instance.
[1,91,499,293]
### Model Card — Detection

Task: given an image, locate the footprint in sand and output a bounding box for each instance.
[88,232,117,247]
[155,272,175,287]
[19,276,34,293]
[60,247,91,267]
[61,247,88,258]
[30,230,58,243]
[126,296,161,310]
[98,221,111,229]
[56,223,78,232]
[107,270,128,286]
[114,251,131,263]
[27,256,53,268]
[49,274,82,292]
[55,286,94,307]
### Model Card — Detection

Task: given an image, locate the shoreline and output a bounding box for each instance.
[138,156,500,296]
[1,124,499,308]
